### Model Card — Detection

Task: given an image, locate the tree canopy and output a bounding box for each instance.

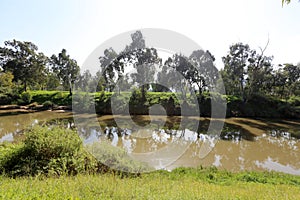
[0,40,48,91]
[0,31,299,107]
[50,49,80,95]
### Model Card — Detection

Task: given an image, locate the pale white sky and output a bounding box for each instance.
[1,0,299,69]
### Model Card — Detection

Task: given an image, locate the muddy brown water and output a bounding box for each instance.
[1,110,300,175]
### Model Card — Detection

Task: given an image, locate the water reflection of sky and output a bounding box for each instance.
[0,133,13,143]
[79,126,300,175]
[1,112,300,175]
[255,157,300,175]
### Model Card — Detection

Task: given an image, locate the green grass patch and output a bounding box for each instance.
[29,90,71,106]
[0,171,300,199]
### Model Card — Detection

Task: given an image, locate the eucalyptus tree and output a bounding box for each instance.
[246,41,274,97]
[129,47,161,100]
[50,49,80,95]
[189,50,219,94]
[164,54,195,98]
[99,47,119,91]
[99,31,161,100]
[222,42,274,101]
[222,43,251,100]
[0,40,48,91]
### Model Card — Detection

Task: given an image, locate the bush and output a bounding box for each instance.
[0,125,98,177]
[42,100,54,109]
[20,91,32,105]
[0,94,12,105]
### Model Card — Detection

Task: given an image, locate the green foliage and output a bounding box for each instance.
[50,49,80,95]
[129,87,143,105]
[20,91,32,105]
[86,141,152,173]
[72,92,94,112]
[282,0,291,5]
[42,100,53,109]
[0,126,98,177]
[288,96,300,106]
[0,71,14,94]
[0,40,48,92]
[29,91,71,106]
[110,93,130,113]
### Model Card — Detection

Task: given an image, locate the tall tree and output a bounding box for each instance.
[130,47,160,100]
[164,54,195,98]
[189,50,219,94]
[222,43,252,100]
[222,42,275,100]
[0,40,47,91]
[99,48,120,92]
[124,30,145,52]
[51,49,80,95]
[246,40,274,97]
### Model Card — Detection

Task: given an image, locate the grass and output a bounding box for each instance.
[29,90,71,106]
[0,170,300,199]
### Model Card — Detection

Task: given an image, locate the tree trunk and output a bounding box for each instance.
[24,81,27,92]
[69,87,72,96]
[141,85,146,102]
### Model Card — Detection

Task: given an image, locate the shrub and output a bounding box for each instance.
[0,125,98,177]
[0,94,12,105]
[20,91,32,104]
[43,100,54,109]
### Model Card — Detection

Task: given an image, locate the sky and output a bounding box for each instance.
[1,0,300,70]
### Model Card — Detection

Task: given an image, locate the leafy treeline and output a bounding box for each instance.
[222,43,300,102]
[0,40,79,95]
[0,31,299,106]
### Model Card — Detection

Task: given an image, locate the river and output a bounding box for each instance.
[0,110,300,175]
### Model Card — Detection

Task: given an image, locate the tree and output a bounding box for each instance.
[45,71,60,90]
[0,71,14,93]
[189,50,219,94]
[222,42,274,101]
[164,54,195,98]
[99,48,119,92]
[282,0,291,5]
[0,40,48,91]
[273,66,288,98]
[99,31,161,100]
[51,49,80,95]
[124,30,145,52]
[77,70,92,91]
[157,64,177,92]
[222,43,251,100]
[130,47,161,100]
[282,0,300,6]
[123,31,160,100]
[246,40,274,97]
[282,63,300,96]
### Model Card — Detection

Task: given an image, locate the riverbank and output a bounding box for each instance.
[1,90,300,118]
[0,168,300,199]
